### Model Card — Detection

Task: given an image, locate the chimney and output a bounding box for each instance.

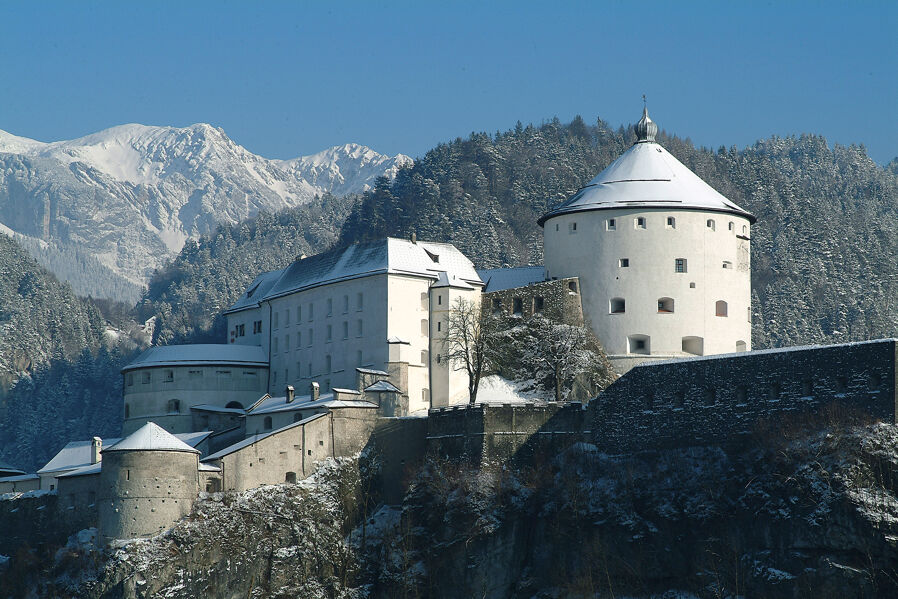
[410,232,417,244]
[285,385,295,403]
[310,381,320,402]
[91,437,102,465]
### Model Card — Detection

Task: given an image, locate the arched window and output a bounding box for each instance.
[715,300,728,317]
[736,340,747,352]
[225,401,243,410]
[706,219,716,230]
[627,335,650,355]
[742,225,748,235]
[610,298,626,314]
[263,416,273,430]
[682,336,704,356]
[728,221,734,232]
[167,399,180,414]
[657,297,674,313]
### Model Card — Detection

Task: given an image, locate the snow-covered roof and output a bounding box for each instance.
[57,462,101,478]
[190,404,247,414]
[357,367,389,376]
[198,463,221,472]
[478,266,546,293]
[225,238,483,314]
[224,268,285,313]
[365,380,401,393]
[387,336,409,344]
[0,462,25,476]
[38,437,121,474]
[103,423,201,454]
[122,344,268,372]
[202,414,328,462]
[432,270,475,289]
[248,391,377,415]
[0,473,39,483]
[539,116,754,226]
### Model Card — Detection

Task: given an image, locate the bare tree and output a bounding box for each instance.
[441,297,495,404]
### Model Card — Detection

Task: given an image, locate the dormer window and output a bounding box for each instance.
[424,248,440,263]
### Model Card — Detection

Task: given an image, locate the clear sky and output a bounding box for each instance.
[1,1,895,164]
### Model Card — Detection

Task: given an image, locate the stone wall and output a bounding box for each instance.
[366,417,428,504]
[427,402,589,466]
[483,277,584,325]
[427,340,898,462]
[589,339,898,453]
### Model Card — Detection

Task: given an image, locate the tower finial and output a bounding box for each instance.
[634,101,658,143]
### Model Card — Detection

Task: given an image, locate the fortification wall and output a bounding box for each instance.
[427,340,898,462]
[589,339,898,453]
[56,471,100,524]
[366,417,428,504]
[98,450,199,544]
[483,277,584,325]
[427,402,588,465]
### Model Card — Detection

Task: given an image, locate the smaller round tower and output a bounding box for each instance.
[98,422,199,544]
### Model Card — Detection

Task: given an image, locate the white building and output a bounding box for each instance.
[540,108,755,372]
[224,237,483,413]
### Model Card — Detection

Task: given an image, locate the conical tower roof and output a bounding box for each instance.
[539,109,754,225]
[102,422,200,454]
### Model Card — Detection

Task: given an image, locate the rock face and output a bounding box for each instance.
[7,424,898,598]
[0,125,411,301]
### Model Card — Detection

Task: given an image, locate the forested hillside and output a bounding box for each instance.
[144,116,898,351]
[0,235,136,471]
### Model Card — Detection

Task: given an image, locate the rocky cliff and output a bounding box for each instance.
[6,422,898,598]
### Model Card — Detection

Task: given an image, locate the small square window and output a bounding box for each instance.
[666,217,676,228]
[607,219,616,231]
[635,217,646,229]
[619,258,629,267]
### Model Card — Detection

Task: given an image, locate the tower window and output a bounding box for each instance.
[728,221,734,232]
[569,222,577,233]
[607,219,616,231]
[682,336,704,356]
[742,225,748,235]
[706,219,716,230]
[657,297,674,313]
[619,258,629,268]
[675,258,687,273]
[635,217,646,229]
[627,335,650,355]
[610,298,626,314]
[736,340,747,352]
[715,300,728,317]
[666,217,676,229]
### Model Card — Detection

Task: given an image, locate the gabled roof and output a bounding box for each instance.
[225,238,483,314]
[0,461,25,476]
[477,266,546,293]
[539,139,754,225]
[57,462,101,478]
[122,344,268,372]
[365,380,401,393]
[247,390,377,415]
[103,423,200,454]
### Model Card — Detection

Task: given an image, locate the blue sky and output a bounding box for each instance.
[1,1,896,164]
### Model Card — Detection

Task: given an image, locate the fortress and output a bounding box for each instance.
[2,107,895,549]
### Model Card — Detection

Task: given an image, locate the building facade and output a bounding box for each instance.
[540,108,754,372]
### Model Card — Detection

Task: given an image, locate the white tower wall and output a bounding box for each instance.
[544,208,751,370]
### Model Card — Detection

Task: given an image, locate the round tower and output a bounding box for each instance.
[98,422,199,544]
[540,107,755,373]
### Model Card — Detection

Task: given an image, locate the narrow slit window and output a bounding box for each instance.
[666,216,676,229]
[607,218,616,231]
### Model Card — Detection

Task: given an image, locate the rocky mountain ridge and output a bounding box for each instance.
[0,124,411,301]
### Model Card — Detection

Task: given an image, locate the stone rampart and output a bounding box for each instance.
[589,339,898,453]
[427,340,898,462]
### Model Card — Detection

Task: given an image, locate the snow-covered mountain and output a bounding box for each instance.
[0,124,411,302]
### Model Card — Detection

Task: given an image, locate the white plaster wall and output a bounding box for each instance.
[386,275,434,413]
[543,208,751,361]
[266,275,390,396]
[429,286,482,408]
[122,364,269,435]
[227,305,267,347]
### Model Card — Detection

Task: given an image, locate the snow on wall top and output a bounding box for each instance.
[121,344,268,372]
[226,237,483,313]
[247,391,377,415]
[478,266,546,293]
[103,422,201,454]
[539,141,755,225]
[202,413,329,462]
